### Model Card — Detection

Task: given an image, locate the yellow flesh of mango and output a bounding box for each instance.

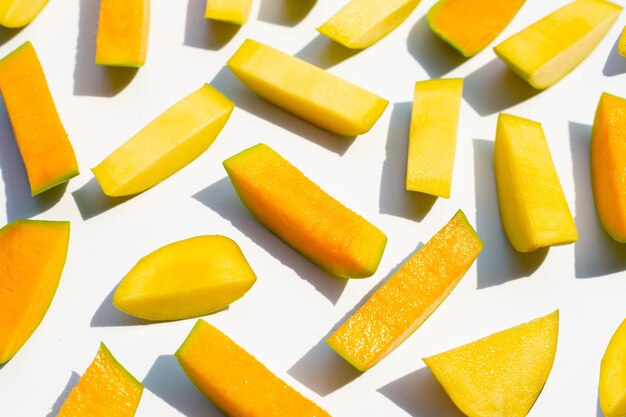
[205,0,252,24]
[0,0,48,28]
[600,319,626,417]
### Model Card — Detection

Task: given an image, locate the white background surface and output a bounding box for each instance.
[0,0,625,416]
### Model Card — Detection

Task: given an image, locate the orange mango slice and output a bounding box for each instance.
[0,0,48,28]
[224,143,387,279]
[427,0,525,57]
[205,0,252,25]
[57,343,143,417]
[0,220,69,364]
[176,319,331,417]
[0,42,79,195]
[424,311,559,417]
[600,318,626,417]
[327,210,482,371]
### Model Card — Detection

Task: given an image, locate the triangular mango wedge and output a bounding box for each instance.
[57,343,143,417]
[494,0,622,89]
[327,210,483,371]
[205,0,252,25]
[619,27,626,57]
[317,0,421,50]
[600,318,626,417]
[424,311,559,417]
[0,220,69,364]
[0,0,48,27]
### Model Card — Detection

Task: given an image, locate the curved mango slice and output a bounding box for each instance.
[0,0,48,28]
[205,0,252,25]
[600,318,626,417]
[619,26,626,57]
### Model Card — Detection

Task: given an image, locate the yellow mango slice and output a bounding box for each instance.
[619,27,626,57]
[0,0,48,27]
[92,84,234,197]
[327,210,483,371]
[317,0,420,49]
[224,143,387,279]
[495,113,577,252]
[0,220,69,364]
[113,235,257,321]
[427,0,525,57]
[406,78,463,198]
[176,320,331,417]
[57,343,143,417]
[96,0,150,67]
[600,318,626,417]
[227,39,388,136]
[0,42,79,195]
[205,0,252,25]
[494,0,622,89]
[424,311,559,417]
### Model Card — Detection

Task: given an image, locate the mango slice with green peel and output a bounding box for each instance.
[92,84,234,197]
[494,0,622,89]
[0,42,79,195]
[57,343,143,417]
[176,320,331,417]
[495,113,577,252]
[406,78,463,198]
[427,0,525,57]
[327,210,482,371]
[113,235,257,321]
[227,39,388,136]
[205,0,252,25]
[0,0,48,28]
[424,311,559,417]
[600,318,626,417]
[224,143,387,279]
[96,0,150,67]
[0,220,69,364]
[317,0,421,50]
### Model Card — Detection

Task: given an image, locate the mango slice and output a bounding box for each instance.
[92,84,234,197]
[113,235,257,321]
[406,78,463,198]
[495,113,577,252]
[0,0,48,28]
[224,143,387,279]
[0,42,79,195]
[176,319,331,417]
[317,0,420,50]
[619,27,626,57]
[96,0,150,67]
[424,311,559,417]
[57,343,143,417]
[600,318,626,417]
[205,0,252,25]
[227,39,388,136]
[494,0,622,89]
[427,0,525,57]
[327,210,482,371]
[0,220,69,364]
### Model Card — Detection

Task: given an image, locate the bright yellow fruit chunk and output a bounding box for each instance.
[205,0,252,25]
[92,84,234,197]
[406,78,463,198]
[113,235,257,321]
[317,0,421,49]
[424,311,559,417]
[600,318,626,417]
[495,113,577,252]
[0,0,48,27]
[494,0,622,89]
[619,27,626,57]
[227,39,388,136]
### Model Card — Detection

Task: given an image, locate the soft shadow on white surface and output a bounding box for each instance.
[184,0,240,50]
[568,122,626,278]
[258,0,317,27]
[90,286,152,327]
[602,35,626,77]
[379,102,437,221]
[0,27,22,45]
[473,139,548,289]
[45,372,80,417]
[72,177,132,220]
[294,34,361,70]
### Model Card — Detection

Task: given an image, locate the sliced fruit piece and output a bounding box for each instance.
[0,220,69,364]
[317,0,420,49]
[205,0,252,25]
[0,42,79,195]
[113,235,257,321]
[427,0,525,57]
[327,210,483,371]
[619,26,626,57]
[406,78,463,198]
[227,39,388,136]
[495,113,577,252]
[0,0,48,28]
[57,343,143,417]
[600,318,626,417]
[96,0,150,67]
[424,311,559,417]
[224,143,387,279]
[494,0,622,89]
[176,319,331,417]
[92,84,234,197]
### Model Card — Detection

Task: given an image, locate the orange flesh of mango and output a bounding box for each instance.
[176,319,331,417]
[0,42,78,195]
[327,210,483,371]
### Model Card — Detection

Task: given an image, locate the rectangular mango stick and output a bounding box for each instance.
[205,0,252,25]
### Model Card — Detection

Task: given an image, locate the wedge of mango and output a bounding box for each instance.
[0,0,48,27]
[600,319,626,417]
[205,0,252,25]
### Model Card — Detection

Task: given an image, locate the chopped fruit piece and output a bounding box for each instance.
[600,318,626,417]
[0,0,48,28]
[205,0,252,25]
